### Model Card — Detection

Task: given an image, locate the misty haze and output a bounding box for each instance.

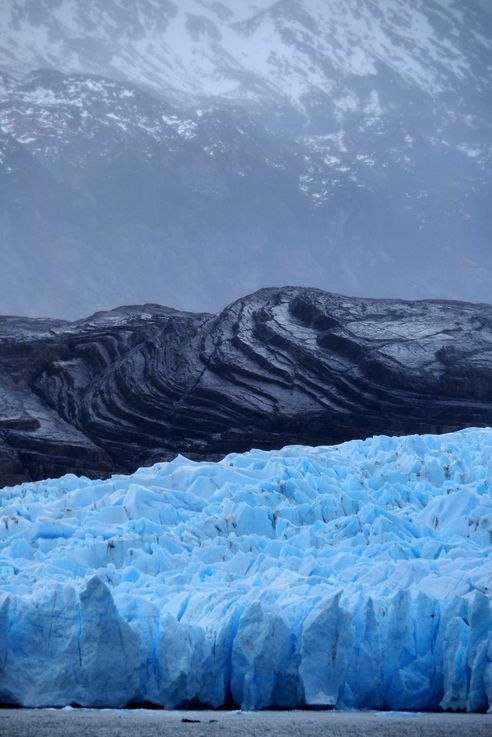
[0,0,491,318]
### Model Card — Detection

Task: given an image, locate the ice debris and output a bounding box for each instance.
[0,428,491,710]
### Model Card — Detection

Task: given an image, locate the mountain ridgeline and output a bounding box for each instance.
[1,287,492,487]
[0,0,491,317]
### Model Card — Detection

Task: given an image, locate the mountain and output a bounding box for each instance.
[0,0,491,317]
[1,0,490,111]
[1,286,492,487]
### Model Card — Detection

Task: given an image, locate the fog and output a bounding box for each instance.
[0,0,490,318]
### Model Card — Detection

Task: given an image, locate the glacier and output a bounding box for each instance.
[0,428,491,711]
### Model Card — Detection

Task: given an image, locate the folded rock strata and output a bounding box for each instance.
[0,287,491,485]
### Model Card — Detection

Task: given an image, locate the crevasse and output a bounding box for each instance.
[0,428,491,711]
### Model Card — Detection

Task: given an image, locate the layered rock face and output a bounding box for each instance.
[1,287,492,486]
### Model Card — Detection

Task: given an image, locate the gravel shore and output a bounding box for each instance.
[0,709,491,737]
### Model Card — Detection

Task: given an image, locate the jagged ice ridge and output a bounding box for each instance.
[0,428,491,710]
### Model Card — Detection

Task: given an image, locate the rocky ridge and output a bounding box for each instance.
[1,287,492,487]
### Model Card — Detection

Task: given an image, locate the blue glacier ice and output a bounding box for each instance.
[0,428,491,711]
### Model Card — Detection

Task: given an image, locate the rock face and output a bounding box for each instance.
[0,287,492,487]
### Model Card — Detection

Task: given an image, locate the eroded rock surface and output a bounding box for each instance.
[0,287,492,485]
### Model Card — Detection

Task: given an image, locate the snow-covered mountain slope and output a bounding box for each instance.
[1,0,490,109]
[1,62,491,317]
[0,427,491,709]
[0,0,490,316]
[1,287,492,487]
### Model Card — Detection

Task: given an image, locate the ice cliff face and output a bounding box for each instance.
[0,427,491,710]
[1,287,492,487]
[0,0,491,316]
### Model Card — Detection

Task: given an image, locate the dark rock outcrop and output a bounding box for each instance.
[0,287,492,486]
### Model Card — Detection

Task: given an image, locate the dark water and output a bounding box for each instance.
[0,709,491,737]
